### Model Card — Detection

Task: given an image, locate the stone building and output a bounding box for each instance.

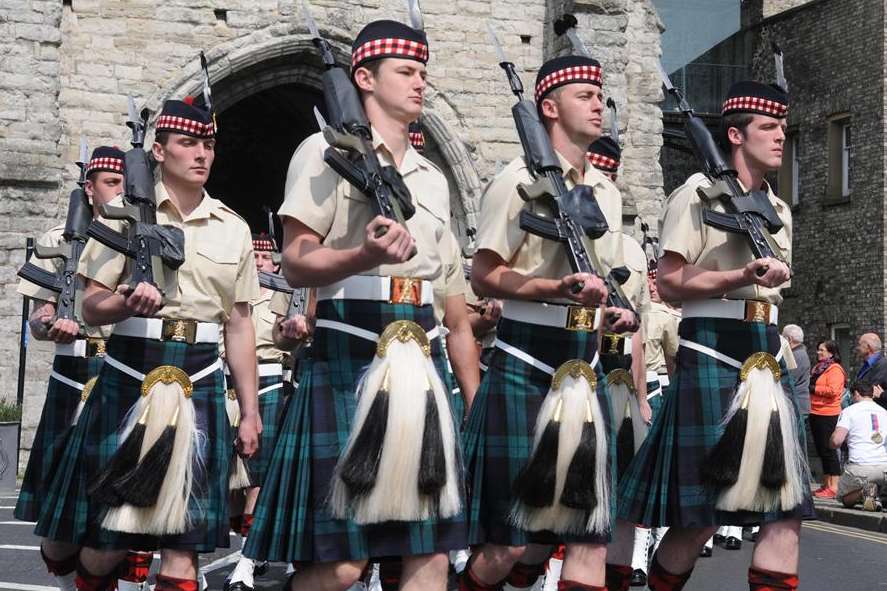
[2,0,664,467]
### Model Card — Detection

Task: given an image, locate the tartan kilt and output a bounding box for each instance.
[645,380,665,422]
[244,299,466,563]
[15,354,103,522]
[34,334,231,552]
[462,316,616,546]
[247,372,287,487]
[617,317,816,528]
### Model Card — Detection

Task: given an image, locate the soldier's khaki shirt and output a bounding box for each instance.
[253,288,287,363]
[643,301,680,373]
[18,224,111,339]
[622,233,651,316]
[79,182,259,324]
[658,173,792,305]
[432,230,468,324]
[278,131,451,283]
[476,151,623,301]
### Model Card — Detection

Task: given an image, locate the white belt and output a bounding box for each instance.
[50,370,86,391]
[113,317,221,343]
[678,338,784,370]
[494,337,600,377]
[315,318,440,345]
[645,369,670,387]
[282,369,293,382]
[103,355,223,385]
[316,275,433,306]
[258,363,283,377]
[502,300,601,331]
[55,340,90,358]
[682,299,778,325]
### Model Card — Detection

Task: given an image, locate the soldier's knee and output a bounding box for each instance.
[330,560,368,589]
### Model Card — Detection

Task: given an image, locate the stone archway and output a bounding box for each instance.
[151,27,482,248]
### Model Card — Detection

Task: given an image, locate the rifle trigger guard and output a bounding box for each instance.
[517,177,556,202]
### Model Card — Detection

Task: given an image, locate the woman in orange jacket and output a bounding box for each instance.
[810,340,847,498]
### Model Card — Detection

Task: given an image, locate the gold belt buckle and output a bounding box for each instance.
[389,277,423,306]
[744,301,772,324]
[603,332,624,354]
[85,338,107,358]
[565,305,597,332]
[162,319,197,344]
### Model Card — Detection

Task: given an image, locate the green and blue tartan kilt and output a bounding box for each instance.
[244,299,465,563]
[645,379,665,422]
[617,317,816,528]
[15,353,103,522]
[462,316,616,546]
[246,371,287,487]
[35,334,231,552]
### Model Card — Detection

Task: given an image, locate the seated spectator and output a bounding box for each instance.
[830,382,887,511]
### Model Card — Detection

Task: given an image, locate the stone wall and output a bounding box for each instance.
[3,0,663,469]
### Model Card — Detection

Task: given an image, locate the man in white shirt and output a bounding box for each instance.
[830,382,887,510]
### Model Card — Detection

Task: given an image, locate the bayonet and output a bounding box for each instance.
[76,136,89,187]
[606,98,620,146]
[772,41,787,92]
[200,51,213,112]
[313,106,327,131]
[406,0,424,31]
[553,13,591,58]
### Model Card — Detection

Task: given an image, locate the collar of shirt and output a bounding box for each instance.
[371,125,427,177]
[865,351,882,369]
[155,180,221,223]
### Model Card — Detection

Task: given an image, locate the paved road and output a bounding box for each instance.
[1,491,884,590]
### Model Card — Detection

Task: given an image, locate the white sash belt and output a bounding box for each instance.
[678,338,784,370]
[315,318,440,344]
[50,370,85,391]
[316,275,433,306]
[258,383,283,396]
[103,355,223,385]
[114,317,220,343]
[258,363,283,377]
[494,337,600,377]
[682,299,779,325]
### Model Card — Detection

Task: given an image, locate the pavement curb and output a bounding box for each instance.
[813,499,887,533]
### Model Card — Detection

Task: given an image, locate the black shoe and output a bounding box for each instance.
[725,536,742,550]
[225,582,254,591]
[253,561,269,577]
[630,569,648,587]
[712,533,726,545]
[699,546,712,557]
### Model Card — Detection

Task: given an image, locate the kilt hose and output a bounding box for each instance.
[34,334,231,552]
[244,298,465,564]
[246,372,287,488]
[617,317,815,528]
[15,354,103,522]
[462,315,616,546]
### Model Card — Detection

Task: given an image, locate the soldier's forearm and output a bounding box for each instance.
[225,306,259,419]
[658,255,747,302]
[281,240,377,288]
[81,279,132,326]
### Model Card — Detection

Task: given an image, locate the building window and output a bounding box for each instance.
[778,131,800,207]
[830,323,853,374]
[827,114,851,202]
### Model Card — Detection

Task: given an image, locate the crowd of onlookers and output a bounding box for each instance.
[783,326,887,511]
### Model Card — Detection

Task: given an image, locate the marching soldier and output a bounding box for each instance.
[461,54,634,591]
[617,81,812,591]
[34,97,261,591]
[224,232,294,591]
[15,147,124,591]
[244,18,466,591]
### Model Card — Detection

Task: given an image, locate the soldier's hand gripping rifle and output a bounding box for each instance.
[486,23,634,314]
[258,271,308,321]
[17,137,93,325]
[657,63,789,277]
[301,0,417,256]
[86,97,185,295]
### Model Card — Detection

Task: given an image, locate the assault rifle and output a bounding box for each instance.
[17,137,93,325]
[258,271,308,320]
[86,96,185,294]
[486,22,634,314]
[658,64,789,275]
[301,0,416,255]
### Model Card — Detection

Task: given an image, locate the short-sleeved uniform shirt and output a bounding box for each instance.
[277,131,451,283]
[657,173,792,305]
[253,288,287,363]
[837,400,887,465]
[476,151,623,302]
[79,181,259,323]
[643,301,680,373]
[18,224,111,339]
[432,230,468,324]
